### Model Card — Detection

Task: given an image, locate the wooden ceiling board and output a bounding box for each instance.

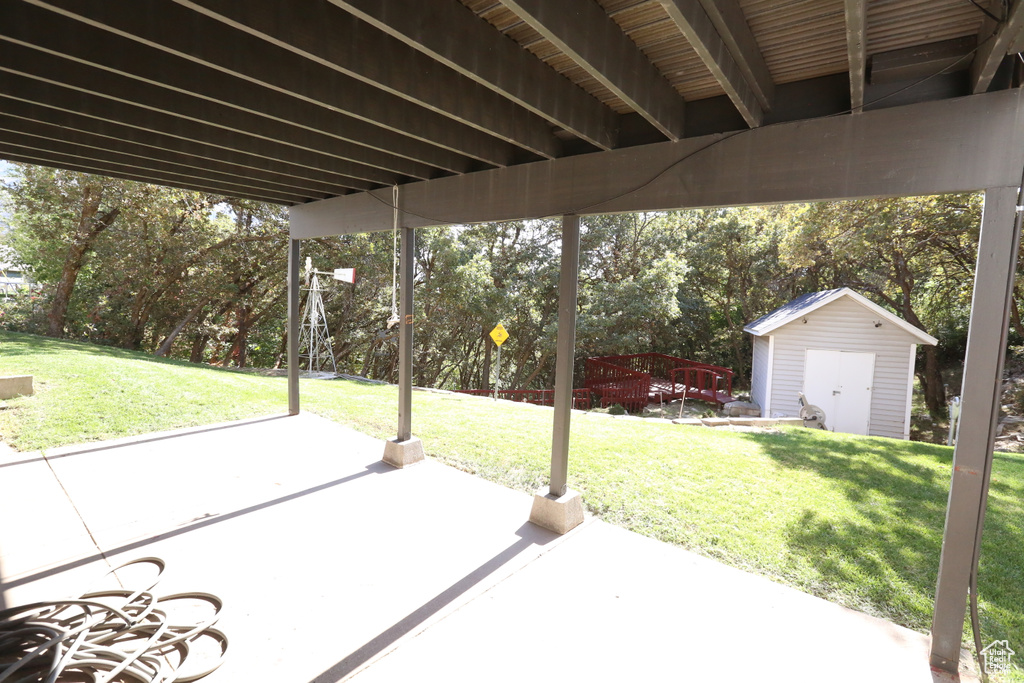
[867,0,983,55]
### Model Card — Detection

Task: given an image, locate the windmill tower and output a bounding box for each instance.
[299,257,339,376]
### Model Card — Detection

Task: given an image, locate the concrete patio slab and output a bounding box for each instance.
[0,413,973,682]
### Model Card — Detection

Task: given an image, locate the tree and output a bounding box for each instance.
[4,166,135,337]
[673,205,805,379]
[783,194,982,413]
[576,212,688,359]
[1,164,291,363]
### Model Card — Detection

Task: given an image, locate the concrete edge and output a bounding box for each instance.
[42,412,296,458]
[0,375,33,400]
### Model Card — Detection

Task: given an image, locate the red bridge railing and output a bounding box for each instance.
[584,357,651,411]
[455,353,733,413]
[586,353,734,409]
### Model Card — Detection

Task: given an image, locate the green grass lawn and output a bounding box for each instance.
[2,330,1022,677]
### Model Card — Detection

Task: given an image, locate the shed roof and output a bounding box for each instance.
[742,287,938,345]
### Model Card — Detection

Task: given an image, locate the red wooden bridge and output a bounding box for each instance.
[585,353,734,411]
[455,353,734,413]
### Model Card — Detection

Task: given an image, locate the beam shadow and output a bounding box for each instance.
[310,521,558,683]
[0,413,292,469]
[0,461,390,593]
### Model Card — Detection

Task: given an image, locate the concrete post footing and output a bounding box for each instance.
[382,436,425,468]
[0,375,33,400]
[529,487,584,534]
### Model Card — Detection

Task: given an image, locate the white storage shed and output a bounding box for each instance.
[744,288,937,440]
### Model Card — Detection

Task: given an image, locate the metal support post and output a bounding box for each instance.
[494,344,501,400]
[287,237,300,415]
[549,215,581,497]
[929,185,1022,672]
[397,225,414,442]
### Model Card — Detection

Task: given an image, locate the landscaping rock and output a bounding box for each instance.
[722,400,761,417]
[0,376,32,400]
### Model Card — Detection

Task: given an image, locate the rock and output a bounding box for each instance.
[722,400,761,417]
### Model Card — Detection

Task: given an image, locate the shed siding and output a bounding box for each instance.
[766,297,920,439]
[750,335,770,414]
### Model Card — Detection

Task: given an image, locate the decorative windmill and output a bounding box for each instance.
[299,257,355,376]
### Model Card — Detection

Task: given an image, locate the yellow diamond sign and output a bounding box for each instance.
[489,323,509,347]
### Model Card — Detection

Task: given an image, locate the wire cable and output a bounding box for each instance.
[968,0,1004,24]
[367,34,992,229]
[0,558,227,683]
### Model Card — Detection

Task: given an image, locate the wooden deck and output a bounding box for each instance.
[586,353,735,411]
[454,355,734,413]
[648,378,732,407]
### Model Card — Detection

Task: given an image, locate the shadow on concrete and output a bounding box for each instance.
[0,461,390,593]
[309,521,558,683]
[0,414,292,469]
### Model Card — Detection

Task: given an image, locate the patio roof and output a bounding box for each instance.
[0,0,1022,211]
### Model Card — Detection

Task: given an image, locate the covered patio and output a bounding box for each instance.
[1,0,1023,678]
[0,413,969,682]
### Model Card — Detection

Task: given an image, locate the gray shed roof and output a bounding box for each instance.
[743,287,937,345]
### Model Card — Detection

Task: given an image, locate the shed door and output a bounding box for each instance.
[803,350,875,435]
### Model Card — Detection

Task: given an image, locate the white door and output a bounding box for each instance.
[803,350,875,435]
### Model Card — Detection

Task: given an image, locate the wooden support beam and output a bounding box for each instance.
[23,0,515,168]
[290,90,1024,236]
[502,0,686,141]
[0,149,296,205]
[397,225,414,442]
[3,2,475,175]
[549,214,581,497]
[287,238,301,416]
[930,185,1022,673]
[660,0,764,127]
[0,39,429,182]
[844,0,867,112]
[0,95,374,194]
[870,37,976,85]
[0,129,326,203]
[0,69,400,189]
[0,116,356,197]
[697,0,775,111]
[971,0,1024,93]
[328,0,619,151]
[166,0,560,160]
